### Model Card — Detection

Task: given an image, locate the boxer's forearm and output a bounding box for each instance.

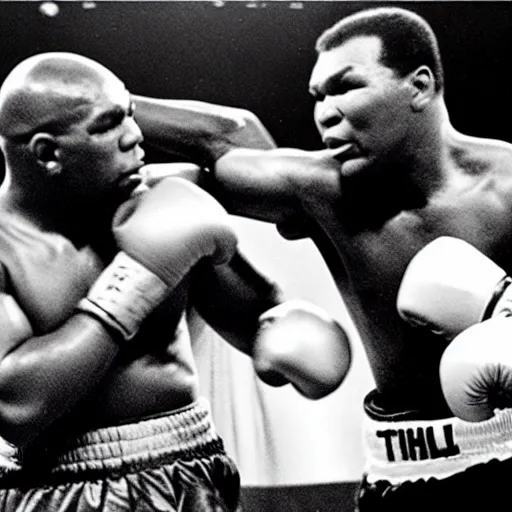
[0,314,119,446]
[133,95,276,166]
[190,252,283,355]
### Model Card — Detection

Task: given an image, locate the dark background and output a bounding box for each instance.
[0,1,509,154]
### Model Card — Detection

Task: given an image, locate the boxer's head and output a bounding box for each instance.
[309,8,444,178]
[0,52,145,205]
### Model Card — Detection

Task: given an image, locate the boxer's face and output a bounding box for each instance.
[57,76,145,206]
[309,35,415,178]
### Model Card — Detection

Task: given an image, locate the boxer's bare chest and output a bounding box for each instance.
[300,170,512,403]
[0,213,190,341]
[305,169,512,302]
[0,215,104,333]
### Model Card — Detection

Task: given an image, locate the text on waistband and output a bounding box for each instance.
[376,424,461,462]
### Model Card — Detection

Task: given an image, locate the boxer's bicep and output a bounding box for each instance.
[211,148,308,222]
[0,293,34,359]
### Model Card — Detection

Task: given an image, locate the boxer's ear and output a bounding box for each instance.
[408,66,436,112]
[28,133,62,177]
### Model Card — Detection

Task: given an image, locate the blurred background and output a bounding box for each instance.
[0,2,510,510]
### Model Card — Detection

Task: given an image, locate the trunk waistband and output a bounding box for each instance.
[6,398,222,481]
[364,406,512,485]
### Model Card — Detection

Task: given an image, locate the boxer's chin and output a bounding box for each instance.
[338,156,370,178]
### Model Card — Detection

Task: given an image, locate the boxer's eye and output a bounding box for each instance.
[89,108,125,135]
[329,78,362,97]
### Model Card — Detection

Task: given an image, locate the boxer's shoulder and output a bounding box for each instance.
[458,137,512,212]
[454,134,512,176]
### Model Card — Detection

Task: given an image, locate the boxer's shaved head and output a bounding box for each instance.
[0,52,142,214]
[0,52,123,141]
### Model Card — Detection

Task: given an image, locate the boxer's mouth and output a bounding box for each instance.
[324,136,358,149]
[324,140,361,162]
[118,148,145,188]
[324,136,344,148]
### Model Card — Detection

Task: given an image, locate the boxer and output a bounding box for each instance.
[132,7,512,510]
[0,52,351,510]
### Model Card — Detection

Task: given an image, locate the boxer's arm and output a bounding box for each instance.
[134,96,345,226]
[190,253,352,399]
[189,251,282,355]
[142,150,317,226]
[208,147,314,223]
[133,95,277,165]
[0,294,119,447]
[141,162,204,189]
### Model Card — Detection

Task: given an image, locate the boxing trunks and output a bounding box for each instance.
[0,399,241,512]
[357,390,512,511]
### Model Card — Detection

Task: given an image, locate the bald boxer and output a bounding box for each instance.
[132,6,512,511]
[0,53,351,511]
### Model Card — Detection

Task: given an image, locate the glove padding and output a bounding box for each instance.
[78,178,237,340]
[440,316,512,422]
[397,236,512,339]
[113,177,238,276]
[253,299,351,399]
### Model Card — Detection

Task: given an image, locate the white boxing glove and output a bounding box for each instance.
[440,316,512,422]
[78,178,237,341]
[397,236,512,339]
[252,299,351,399]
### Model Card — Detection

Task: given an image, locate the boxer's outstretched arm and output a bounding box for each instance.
[134,96,307,223]
[190,252,352,399]
[134,96,343,225]
[133,95,277,165]
[141,151,317,226]
[208,147,318,222]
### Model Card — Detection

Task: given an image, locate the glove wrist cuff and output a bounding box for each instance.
[76,252,168,341]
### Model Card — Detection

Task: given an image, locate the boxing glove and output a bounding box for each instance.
[397,236,512,339]
[253,299,351,399]
[78,177,238,340]
[440,316,512,422]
